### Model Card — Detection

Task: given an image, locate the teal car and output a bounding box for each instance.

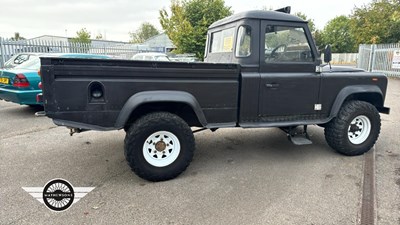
[0,53,110,106]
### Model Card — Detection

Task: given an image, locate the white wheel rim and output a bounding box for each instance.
[347,115,371,145]
[143,131,181,167]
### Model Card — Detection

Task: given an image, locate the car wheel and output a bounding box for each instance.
[324,101,381,156]
[124,112,195,181]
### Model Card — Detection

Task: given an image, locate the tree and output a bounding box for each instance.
[70,28,91,44]
[160,0,232,59]
[95,33,103,40]
[10,32,25,41]
[295,12,316,34]
[69,28,91,53]
[350,0,400,45]
[129,22,160,43]
[293,12,325,51]
[320,16,356,53]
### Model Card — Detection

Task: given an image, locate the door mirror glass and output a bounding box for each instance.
[324,45,332,63]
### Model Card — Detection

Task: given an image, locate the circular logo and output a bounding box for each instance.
[42,179,75,212]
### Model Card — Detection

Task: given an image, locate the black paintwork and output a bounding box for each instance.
[40,10,389,131]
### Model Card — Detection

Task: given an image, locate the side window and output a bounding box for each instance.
[235,26,251,57]
[210,27,235,53]
[264,26,313,62]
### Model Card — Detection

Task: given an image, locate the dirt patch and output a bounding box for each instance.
[395,168,400,176]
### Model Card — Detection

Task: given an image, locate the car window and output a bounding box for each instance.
[236,25,252,57]
[264,26,314,62]
[210,27,235,53]
[14,54,30,64]
[14,56,40,70]
[4,54,31,68]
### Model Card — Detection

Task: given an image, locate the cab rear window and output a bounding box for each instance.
[210,27,235,53]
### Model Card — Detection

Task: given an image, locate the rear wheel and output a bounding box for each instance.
[124,112,195,181]
[324,101,381,156]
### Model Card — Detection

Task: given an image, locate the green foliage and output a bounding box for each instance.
[10,32,25,41]
[315,0,400,52]
[95,33,103,40]
[320,16,356,53]
[293,12,325,51]
[129,22,160,43]
[70,28,91,44]
[312,30,325,51]
[350,0,400,45]
[295,12,316,33]
[69,28,91,53]
[160,0,232,60]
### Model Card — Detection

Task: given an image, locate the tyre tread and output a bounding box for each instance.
[124,112,195,181]
[324,101,380,156]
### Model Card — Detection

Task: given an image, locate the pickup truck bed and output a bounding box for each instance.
[41,57,240,130]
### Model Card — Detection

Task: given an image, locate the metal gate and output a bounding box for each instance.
[358,43,400,78]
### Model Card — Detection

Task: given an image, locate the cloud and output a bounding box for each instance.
[0,0,170,41]
[0,0,372,42]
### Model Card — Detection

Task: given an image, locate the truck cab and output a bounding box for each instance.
[204,10,323,126]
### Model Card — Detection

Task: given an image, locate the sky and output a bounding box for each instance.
[0,0,372,42]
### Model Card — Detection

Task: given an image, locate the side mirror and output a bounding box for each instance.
[324,45,332,63]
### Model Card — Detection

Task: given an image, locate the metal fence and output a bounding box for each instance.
[358,43,400,77]
[0,37,164,67]
[331,53,358,65]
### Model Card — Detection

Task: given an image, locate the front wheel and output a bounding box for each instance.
[124,112,195,181]
[324,101,381,156]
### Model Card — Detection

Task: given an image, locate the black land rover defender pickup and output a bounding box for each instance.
[40,8,390,181]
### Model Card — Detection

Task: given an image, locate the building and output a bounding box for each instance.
[143,33,176,53]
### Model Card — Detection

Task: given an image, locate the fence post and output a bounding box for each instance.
[0,37,5,67]
[368,44,375,72]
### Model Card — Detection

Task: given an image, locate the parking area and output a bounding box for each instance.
[0,78,399,225]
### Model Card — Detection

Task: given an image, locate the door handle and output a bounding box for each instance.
[266,83,279,88]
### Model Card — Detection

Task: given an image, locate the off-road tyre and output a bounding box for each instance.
[324,101,381,156]
[124,112,195,181]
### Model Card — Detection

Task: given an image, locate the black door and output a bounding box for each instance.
[258,21,321,119]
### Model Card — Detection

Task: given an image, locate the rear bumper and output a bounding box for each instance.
[0,87,42,105]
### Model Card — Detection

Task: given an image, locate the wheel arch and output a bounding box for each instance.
[329,85,384,119]
[115,91,207,129]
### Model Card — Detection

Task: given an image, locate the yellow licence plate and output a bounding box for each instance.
[0,77,9,84]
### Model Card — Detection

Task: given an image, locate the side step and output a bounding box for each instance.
[290,136,312,145]
[280,125,313,145]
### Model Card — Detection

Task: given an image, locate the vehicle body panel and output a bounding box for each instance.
[0,69,41,105]
[41,58,240,129]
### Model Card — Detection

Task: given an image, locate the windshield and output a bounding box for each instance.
[14,56,40,70]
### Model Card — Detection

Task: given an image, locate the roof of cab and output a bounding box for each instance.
[209,10,306,29]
